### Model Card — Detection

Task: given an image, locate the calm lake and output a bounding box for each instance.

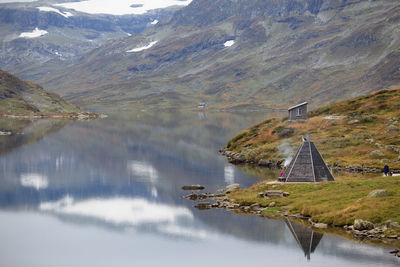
[0,110,398,267]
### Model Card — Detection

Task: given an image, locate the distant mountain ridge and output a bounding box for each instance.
[19,0,400,110]
[0,1,181,76]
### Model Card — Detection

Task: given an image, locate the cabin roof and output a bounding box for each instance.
[288,102,308,111]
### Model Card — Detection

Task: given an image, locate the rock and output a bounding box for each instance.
[313,223,328,229]
[0,131,12,136]
[250,203,261,210]
[265,190,283,197]
[389,222,400,229]
[268,202,276,207]
[198,193,208,200]
[387,235,398,239]
[370,150,384,158]
[389,249,399,254]
[283,192,290,197]
[347,119,359,125]
[183,192,197,200]
[182,185,205,190]
[243,206,250,212]
[257,192,265,198]
[194,202,212,210]
[367,189,388,198]
[386,145,400,153]
[258,159,283,168]
[224,183,240,193]
[353,219,375,231]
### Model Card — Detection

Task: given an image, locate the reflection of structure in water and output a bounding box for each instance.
[198,112,207,120]
[285,219,323,260]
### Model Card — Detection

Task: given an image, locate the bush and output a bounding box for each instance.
[272,126,295,138]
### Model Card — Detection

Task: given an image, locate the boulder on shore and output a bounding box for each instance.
[224,184,240,193]
[353,219,374,231]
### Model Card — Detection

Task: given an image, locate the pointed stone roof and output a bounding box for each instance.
[279,138,334,182]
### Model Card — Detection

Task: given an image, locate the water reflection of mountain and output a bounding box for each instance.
[0,118,68,155]
[0,111,399,266]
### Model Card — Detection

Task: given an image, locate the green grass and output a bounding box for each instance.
[229,172,400,228]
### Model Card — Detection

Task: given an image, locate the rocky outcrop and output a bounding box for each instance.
[219,149,283,168]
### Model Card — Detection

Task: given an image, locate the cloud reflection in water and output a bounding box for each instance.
[127,160,159,183]
[38,196,214,240]
[20,173,49,190]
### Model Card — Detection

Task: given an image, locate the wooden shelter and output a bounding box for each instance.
[285,219,323,260]
[279,136,334,182]
[288,102,307,120]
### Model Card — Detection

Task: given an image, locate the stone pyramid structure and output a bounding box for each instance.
[279,137,334,182]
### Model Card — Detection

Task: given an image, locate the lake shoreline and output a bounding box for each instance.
[219,148,400,174]
[184,186,400,250]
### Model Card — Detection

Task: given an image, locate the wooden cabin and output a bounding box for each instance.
[288,102,308,120]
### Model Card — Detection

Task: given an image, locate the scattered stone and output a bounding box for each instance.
[182,185,205,190]
[313,223,328,229]
[386,145,400,153]
[198,193,208,200]
[353,219,374,231]
[389,222,400,229]
[268,202,276,207]
[347,119,359,125]
[250,203,261,210]
[283,192,290,197]
[367,189,388,198]
[195,202,212,210]
[224,183,240,193]
[370,150,384,158]
[183,192,197,200]
[265,190,283,197]
[0,131,12,136]
[257,192,265,198]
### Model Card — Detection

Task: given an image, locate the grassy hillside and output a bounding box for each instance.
[225,88,400,170]
[0,69,81,115]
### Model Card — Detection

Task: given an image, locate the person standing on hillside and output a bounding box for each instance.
[384,164,390,176]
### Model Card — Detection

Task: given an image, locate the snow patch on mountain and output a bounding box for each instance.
[38,6,73,18]
[126,41,158,53]
[56,0,192,16]
[19,27,48,38]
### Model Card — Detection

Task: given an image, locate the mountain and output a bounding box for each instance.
[0,69,80,115]
[0,0,186,77]
[26,0,400,111]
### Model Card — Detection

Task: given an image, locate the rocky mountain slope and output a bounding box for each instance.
[28,0,400,110]
[0,0,182,76]
[0,69,80,115]
[223,88,400,170]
